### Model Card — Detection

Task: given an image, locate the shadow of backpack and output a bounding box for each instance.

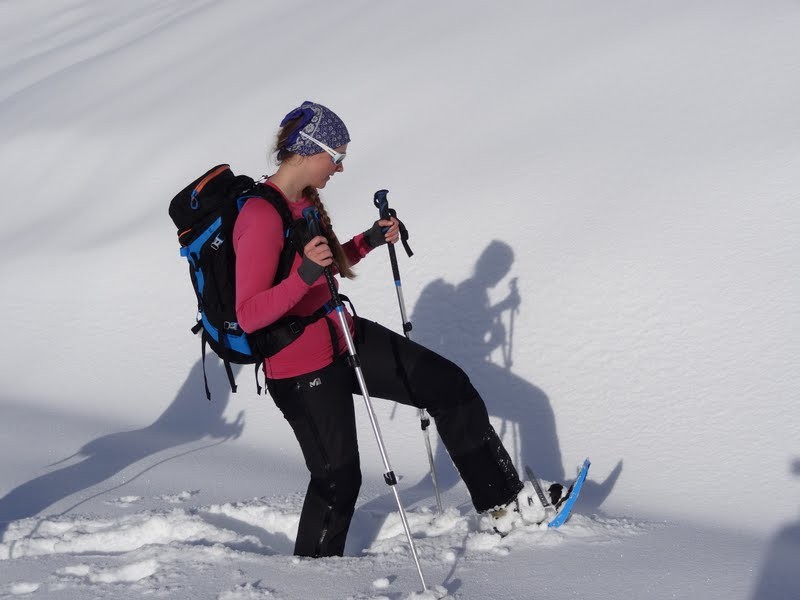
[169,164,323,400]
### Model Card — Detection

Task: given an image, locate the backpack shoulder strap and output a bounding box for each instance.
[235,182,292,229]
[255,183,293,230]
[236,182,302,286]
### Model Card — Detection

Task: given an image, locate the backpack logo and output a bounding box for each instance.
[309,377,322,388]
[210,234,224,250]
[223,321,240,332]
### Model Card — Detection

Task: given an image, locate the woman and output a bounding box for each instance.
[233,101,545,557]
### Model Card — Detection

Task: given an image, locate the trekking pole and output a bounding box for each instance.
[303,207,428,593]
[374,190,444,516]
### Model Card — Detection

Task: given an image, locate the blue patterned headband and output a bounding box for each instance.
[280,101,350,156]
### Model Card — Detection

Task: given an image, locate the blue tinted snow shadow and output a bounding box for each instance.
[749,457,800,599]
[0,359,244,541]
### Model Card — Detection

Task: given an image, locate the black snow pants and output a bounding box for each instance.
[265,317,523,557]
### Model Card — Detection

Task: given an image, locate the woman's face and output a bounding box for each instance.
[307,143,347,189]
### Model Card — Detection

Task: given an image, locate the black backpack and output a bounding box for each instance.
[169,164,326,399]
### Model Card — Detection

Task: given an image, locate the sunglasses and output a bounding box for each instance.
[299,130,346,165]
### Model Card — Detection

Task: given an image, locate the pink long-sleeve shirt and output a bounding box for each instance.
[233,182,373,379]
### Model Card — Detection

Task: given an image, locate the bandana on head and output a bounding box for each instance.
[280,101,350,156]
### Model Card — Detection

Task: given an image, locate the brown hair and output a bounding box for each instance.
[275,118,356,279]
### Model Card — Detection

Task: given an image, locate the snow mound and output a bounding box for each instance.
[363,505,653,561]
[59,559,159,584]
[218,581,280,600]
[1,505,267,560]
[7,582,40,595]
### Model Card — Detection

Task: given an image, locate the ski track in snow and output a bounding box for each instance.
[0,494,654,599]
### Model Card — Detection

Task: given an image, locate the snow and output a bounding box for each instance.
[1,0,799,598]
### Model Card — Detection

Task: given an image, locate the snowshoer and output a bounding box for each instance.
[233,101,545,557]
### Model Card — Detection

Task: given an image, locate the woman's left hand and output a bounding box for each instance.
[365,217,400,248]
[379,217,400,245]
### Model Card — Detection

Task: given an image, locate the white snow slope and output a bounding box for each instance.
[1,1,799,599]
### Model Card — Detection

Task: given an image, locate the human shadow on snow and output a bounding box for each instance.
[348,240,621,555]
[0,359,245,543]
[750,457,800,600]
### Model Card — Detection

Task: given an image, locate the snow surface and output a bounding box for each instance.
[1,0,799,598]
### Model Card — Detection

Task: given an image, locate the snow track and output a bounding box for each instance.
[1,495,651,599]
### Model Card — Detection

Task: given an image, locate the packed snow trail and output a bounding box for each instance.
[1,492,653,598]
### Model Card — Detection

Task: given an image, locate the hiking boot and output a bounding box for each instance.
[489,481,547,535]
[489,500,520,536]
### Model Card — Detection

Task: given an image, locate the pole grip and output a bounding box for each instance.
[374,189,391,220]
[302,206,341,306]
[374,190,402,282]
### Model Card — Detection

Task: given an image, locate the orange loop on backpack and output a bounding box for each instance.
[178,228,193,245]
[193,164,230,197]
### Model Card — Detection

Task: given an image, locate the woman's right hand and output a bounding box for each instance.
[304,235,333,268]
